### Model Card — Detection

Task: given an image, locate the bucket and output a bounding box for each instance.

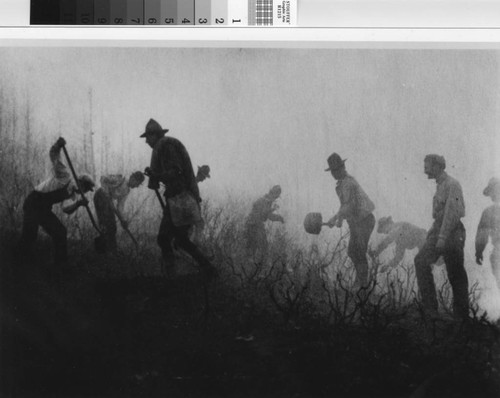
[304,212,324,235]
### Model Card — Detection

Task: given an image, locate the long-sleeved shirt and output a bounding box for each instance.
[475,203,500,255]
[335,174,375,224]
[35,142,75,197]
[246,195,282,225]
[432,172,465,241]
[148,136,200,201]
[378,222,427,254]
[100,174,130,216]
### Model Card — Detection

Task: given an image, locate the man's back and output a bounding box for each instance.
[150,136,199,200]
[390,222,427,250]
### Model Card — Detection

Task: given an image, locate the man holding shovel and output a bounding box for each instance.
[18,137,95,270]
[141,118,216,279]
[93,171,145,252]
[325,153,375,288]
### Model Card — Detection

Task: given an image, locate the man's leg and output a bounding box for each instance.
[347,215,375,288]
[414,240,440,315]
[173,225,216,278]
[444,226,469,320]
[490,248,500,291]
[158,209,176,275]
[40,211,68,267]
[18,194,40,262]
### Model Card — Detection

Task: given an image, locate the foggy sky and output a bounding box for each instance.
[0,48,498,272]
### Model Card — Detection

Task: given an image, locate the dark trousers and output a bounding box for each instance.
[244,222,268,259]
[19,191,68,266]
[158,203,212,271]
[414,223,469,319]
[347,213,375,287]
[93,189,118,252]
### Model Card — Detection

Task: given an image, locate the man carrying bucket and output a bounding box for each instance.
[325,153,375,288]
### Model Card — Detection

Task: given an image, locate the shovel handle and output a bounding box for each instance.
[144,168,166,210]
[61,144,102,235]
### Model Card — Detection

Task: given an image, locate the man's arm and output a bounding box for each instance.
[62,197,88,215]
[328,180,355,226]
[475,209,490,265]
[375,235,394,256]
[268,213,284,223]
[50,137,71,181]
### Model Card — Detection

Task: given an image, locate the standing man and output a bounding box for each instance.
[244,185,284,260]
[414,154,468,321]
[18,137,95,268]
[93,171,145,252]
[141,118,216,278]
[475,177,500,290]
[325,153,375,288]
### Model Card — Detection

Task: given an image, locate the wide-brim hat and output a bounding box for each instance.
[325,152,346,171]
[483,177,500,197]
[140,118,169,138]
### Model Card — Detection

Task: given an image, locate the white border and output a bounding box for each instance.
[0,28,500,49]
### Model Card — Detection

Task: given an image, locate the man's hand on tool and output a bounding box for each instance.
[56,137,66,148]
[77,198,89,207]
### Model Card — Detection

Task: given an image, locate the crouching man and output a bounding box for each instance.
[18,137,95,269]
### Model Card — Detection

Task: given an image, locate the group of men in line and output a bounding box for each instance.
[16,119,500,322]
[17,119,216,280]
[321,152,500,321]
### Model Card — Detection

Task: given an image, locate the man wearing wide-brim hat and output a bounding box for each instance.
[325,152,375,288]
[141,118,216,279]
[475,177,500,290]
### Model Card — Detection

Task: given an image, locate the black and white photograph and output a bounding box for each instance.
[1,46,500,397]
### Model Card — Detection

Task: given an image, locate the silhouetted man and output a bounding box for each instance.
[244,185,284,260]
[414,154,468,321]
[475,177,500,290]
[141,118,216,279]
[19,137,94,268]
[94,171,145,252]
[326,153,375,288]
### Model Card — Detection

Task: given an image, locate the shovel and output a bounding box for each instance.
[144,168,166,210]
[303,212,331,235]
[61,144,107,254]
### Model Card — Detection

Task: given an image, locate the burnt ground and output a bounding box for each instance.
[1,238,500,398]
